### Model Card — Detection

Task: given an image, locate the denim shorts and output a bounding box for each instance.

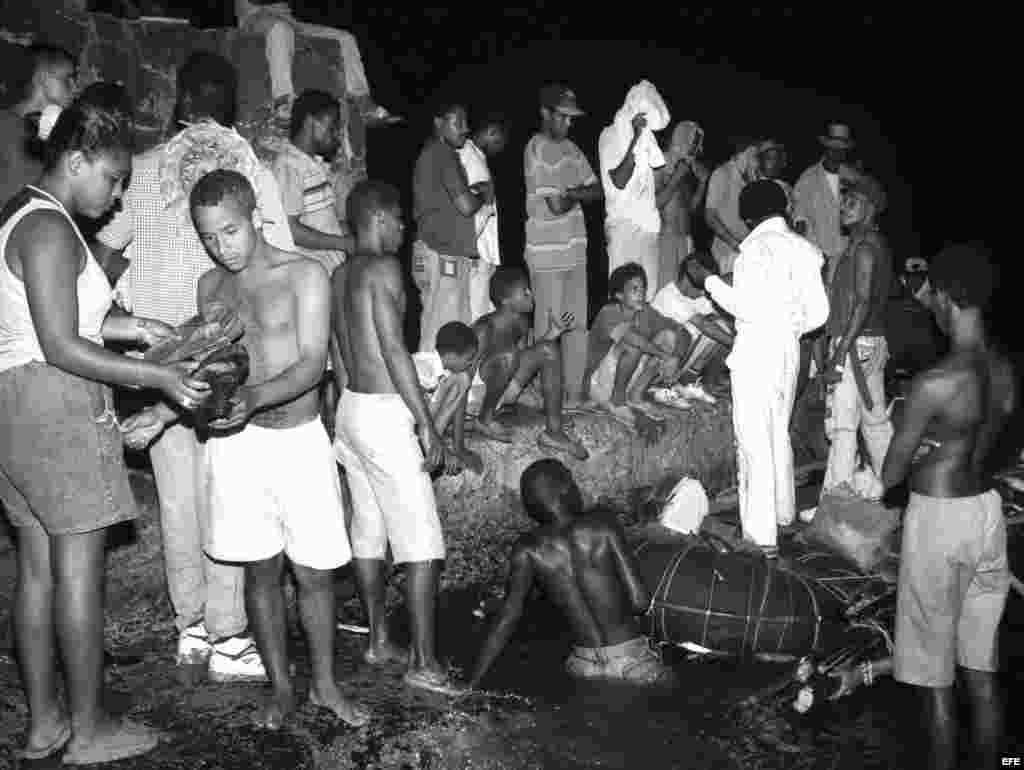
[0,362,138,535]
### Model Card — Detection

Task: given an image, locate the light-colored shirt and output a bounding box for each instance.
[793,161,853,259]
[457,139,500,266]
[524,132,596,272]
[0,191,111,371]
[598,125,660,234]
[651,282,714,337]
[705,217,828,369]
[97,121,294,326]
[271,139,346,274]
[705,158,749,273]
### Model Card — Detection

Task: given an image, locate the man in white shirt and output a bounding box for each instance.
[687,181,829,556]
[92,52,295,684]
[457,114,508,321]
[650,251,734,383]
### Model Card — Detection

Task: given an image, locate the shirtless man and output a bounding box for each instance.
[331,179,462,695]
[468,459,674,688]
[188,169,366,729]
[881,243,1014,770]
[472,265,588,459]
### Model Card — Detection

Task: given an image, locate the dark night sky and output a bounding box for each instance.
[182,4,999,306]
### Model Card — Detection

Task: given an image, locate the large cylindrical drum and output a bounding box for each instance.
[633,539,850,658]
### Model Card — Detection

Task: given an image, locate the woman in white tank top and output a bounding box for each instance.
[0,85,214,764]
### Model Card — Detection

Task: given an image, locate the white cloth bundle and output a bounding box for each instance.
[658,476,709,535]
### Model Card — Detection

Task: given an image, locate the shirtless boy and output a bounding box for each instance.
[413,320,484,475]
[189,169,367,729]
[472,265,587,459]
[882,243,1014,770]
[332,179,462,695]
[468,459,673,687]
[586,262,688,426]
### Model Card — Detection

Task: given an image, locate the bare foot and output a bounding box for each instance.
[596,401,637,429]
[253,690,295,730]
[62,718,161,765]
[363,639,409,666]
[538,429,589,460]
[475,418,514,443]
[309,683,371,727]
[19,716,70,760]
[629,400,667,422]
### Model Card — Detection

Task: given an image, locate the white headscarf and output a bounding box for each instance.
[609,80,671,170]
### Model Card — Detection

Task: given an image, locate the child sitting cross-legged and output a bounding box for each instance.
[471,266,588,460]
[585,262,690,427]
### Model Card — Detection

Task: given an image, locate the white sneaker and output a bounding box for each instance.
[207,635,268,683]
[176,621,212,665]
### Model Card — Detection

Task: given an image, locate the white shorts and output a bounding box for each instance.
[333,389,445,564]
[205,419,352,570]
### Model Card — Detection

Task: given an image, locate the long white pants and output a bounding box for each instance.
[822,336,893,498]
[606,219,660,301]
[730,338,799,547]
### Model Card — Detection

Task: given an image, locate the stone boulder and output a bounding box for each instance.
[0,2,366,212]
[434,402,737,587]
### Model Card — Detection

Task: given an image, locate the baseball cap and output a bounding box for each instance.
[539,84,585,117]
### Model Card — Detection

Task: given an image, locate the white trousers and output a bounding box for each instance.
[822,336,893,498]
[730,338,799,547]
[606,219,660,300]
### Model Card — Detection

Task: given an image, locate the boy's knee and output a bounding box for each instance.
[449,370,472,396]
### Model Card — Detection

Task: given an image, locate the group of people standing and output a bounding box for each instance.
[0,45,1013,770]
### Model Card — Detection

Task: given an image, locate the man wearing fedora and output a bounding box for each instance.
[523,84,603,404]
[817,175,894,501]
[793,122,860,267]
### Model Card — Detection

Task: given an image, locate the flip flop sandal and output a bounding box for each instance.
[18,723,71,760]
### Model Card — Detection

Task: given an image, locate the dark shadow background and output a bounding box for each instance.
[163,5,1003,330]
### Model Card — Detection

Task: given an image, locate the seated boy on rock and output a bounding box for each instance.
[412,321,483,474]
[468,459,675,687]
[586,262,690,426]
[650,251,734,386]
[471,266,587,459]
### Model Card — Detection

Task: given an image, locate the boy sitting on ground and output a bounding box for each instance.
[468,459,675,687]
[586,262,689,426]
[650,251,734,387]
[472,265,588,459]
[413,321,484,474]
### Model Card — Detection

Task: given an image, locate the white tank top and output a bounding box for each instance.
[0,186,113,372]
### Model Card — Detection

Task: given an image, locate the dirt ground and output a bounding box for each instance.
[1,470,1022,769]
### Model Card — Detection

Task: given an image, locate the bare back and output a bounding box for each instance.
[910,348,1014,497]
[525,515,647,648]
[331,253,403,394]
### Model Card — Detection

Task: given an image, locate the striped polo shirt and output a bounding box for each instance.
[523,132,596,272]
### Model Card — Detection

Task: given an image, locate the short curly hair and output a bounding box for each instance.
[189,168,257,214]
[608,262,647,300]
